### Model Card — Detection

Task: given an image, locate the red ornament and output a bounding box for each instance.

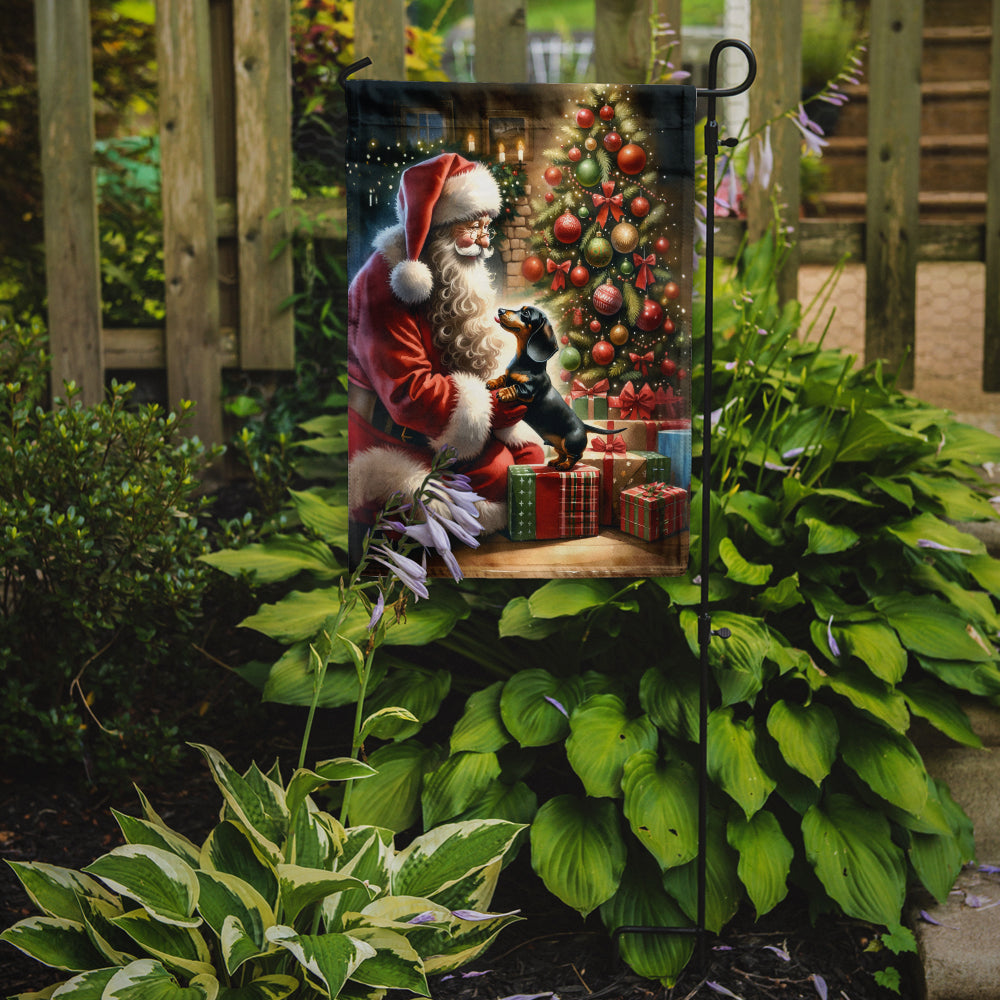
[662,316,676,334]
[593,282,623,316]
[661,357,677,377]
[544,165,563,186]
[576,107,595,128]
[570,264,590,287]
[545,191,555,203]
[554,212,582,244]
[603,131,623,153]
[572,308,583,326]
[655,236,671,253]
[591,340,616,365]
[630,196,650,218]
[617,143,647,175]
[678,369,687,380]
[568,146,582,162]
[589,319,602,334]
[560,369,573,383]
[521,255,545,282]
[561,335,570,344]
[663,280,680,300]
[600,104,615,121]
[636,298,664,332]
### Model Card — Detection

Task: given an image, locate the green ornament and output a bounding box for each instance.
[585,236,613,267]
[578,205,591,220]
[575,158,602,187]
[619,259,635,276]
[560,346,582,371]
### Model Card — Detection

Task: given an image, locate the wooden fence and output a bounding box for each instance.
[33,0,1000,445]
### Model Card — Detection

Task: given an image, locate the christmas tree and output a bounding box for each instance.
[521,86,689,416]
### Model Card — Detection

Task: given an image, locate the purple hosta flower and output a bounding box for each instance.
[369,543,429,600]
[746,125,774,191]
[763,944,790,962]
[544,695,569,718]
[979,864,1000,874]
[407,911,438,925]
[451,908,521,921]
[715,158,742,216]
[812,974,828,1000]
[827,615,842,658]
[791,104,829,156]
[398,501,464,582]
[917,538,973,555]
[441,970,493,981]
[919,909,958,929]
[496,994,557,1000]
[367,590,385,631]
[707,982,742,999]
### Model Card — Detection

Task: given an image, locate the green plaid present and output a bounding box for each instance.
[620,482,688,540]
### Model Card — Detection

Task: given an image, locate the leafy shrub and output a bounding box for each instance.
[1,743,524,997]
[0,317,221,783]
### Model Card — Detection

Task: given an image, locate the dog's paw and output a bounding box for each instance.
[486,377,505,390]
[497,386,518,401]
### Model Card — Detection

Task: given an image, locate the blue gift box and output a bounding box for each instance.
[657,428,691,489]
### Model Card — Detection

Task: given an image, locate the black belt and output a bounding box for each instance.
[370,396,431,448]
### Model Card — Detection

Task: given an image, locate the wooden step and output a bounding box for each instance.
[813,189,987,222]
[922,25,993,83]
[921,0,992,28]
[832,80,991,137]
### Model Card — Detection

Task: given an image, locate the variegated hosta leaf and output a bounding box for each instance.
[83,846,200,928]
[77,894,136,966]
[566,695,658,799]
[200,822,278,910]
[838,717,929,817]
[344,926,429,995]
[425,859,501,916]
[323,829,393,931]
[727,810,793,918]
[706,707,776,819]
[46,966,118,997]
[421,907,522,975]
[102,958,218,999]
[285,760,375,824]
[499,669,585,747]
[621,751,699,871]
[0,916,107,972]
[195,871,274,974]
[391,820,524,901]
[112,810,202,868]
[420,751,502,829]
[276,864,375,925]
[450,681,511,754]
[599,854,694,987]
[265,926,376,998]
[4,861,118,922]
[214,974,299,1000]
[288,802,344,870]
[110,908,214,979]
[529,795,626,917]
[765,700,838,786]
[802,793,906,926]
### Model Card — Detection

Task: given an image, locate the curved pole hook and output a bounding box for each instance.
[338,57,373,90]
[697,38,757,100]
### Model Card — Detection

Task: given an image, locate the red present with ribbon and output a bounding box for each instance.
[582,437,650,526]
[608,381,655,420]
[507,464,600,540]
[620,482,688,541]
[597,418,676,452]
[564,377,609,419]
[654,385,686,419]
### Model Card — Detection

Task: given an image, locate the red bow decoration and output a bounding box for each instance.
[633,252,656,290]
[570,377,610,400]
[629,351,656,376]
[611,381,655,419]
[589,434,627,454]
[592,181,624,228]
[547,258,571,290]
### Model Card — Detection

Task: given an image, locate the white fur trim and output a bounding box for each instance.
[349,447,430,511]
[432,163,501,227]
[390,259,434,304]
[374,225,406,265]
[495,421,545,450]
[475,500,507,535]
[430,371,494,461]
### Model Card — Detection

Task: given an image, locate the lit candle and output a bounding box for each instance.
[498,143,505,163]
[517,140,524,162]
[467,133,475,152]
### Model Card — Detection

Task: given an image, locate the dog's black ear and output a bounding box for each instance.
[526,322,558,363]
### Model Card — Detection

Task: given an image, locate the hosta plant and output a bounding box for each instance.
[1,744,523,999]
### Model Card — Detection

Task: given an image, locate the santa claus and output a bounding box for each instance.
[348,152,544,535]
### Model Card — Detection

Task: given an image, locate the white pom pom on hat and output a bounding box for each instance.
[389,153,501,304]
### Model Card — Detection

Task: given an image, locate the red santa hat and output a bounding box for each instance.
[389,153,501,305]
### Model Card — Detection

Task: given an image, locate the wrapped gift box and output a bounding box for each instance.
[507,464,600,541]
[565,377,609,419]
[589,419,676,453]
[608,381,656,421]
[654,385,686,419]
[657,428,692,489]
[620,482,689,540]
[583,439,671,526]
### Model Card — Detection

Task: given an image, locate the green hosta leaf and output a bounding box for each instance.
[755,573,805,614]
[639,663,699,742]
[527,578,619,617]
[499,670,585,747]
[803,517,859,556]
[453,779,538,826]
[875,594,995,662]
[727,811,793,918]
[103,959,218,999]
[802,793,906,926]
[834,621,907,683]
[810,662,910,732]
[200,535,342,584]
[910,562,1000,633]
[886,511,985,557]
[277,865,374,925]
[450,682,511,754]
[360,706,421,743]
[288,489,350,544]
[935,421,1000,465]
[566,695,658,798]
[707,708,776,819]
[680,610,770,706]
[600,853,694,987]
[265,926,375,997]
[346,926,428,994]
[392,820,524,901]
[621,751,699,871]
[497,596,564,639]
[865,474,914,509]
[363,667,451,740]
[112,812,201,868]
[261,643,385,709]
[765,700,838,786]
[909,825,966,905]
[285,759,376,823]
[0,916,107,971]
[967,553,1000,597]
[906,472,998,522]
[199,822,278,910]
[916,655,1000,697]
[839,718,929,816]
[530,795,626,917]
[653,572,738,606]
[661,811,741,933]
[723,490,784,546]
[5,862,118,923]
[216,976,299,1000]
[901,680,982,748]
[834,410,927,463]
[83,846,200,928]
[347,740,442,832]
[718,537,772,586]
[195,871,273,974]
[111,908,214,978]
[421,751,502,828]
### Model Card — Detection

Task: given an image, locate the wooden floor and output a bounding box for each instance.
[427,527,690,579]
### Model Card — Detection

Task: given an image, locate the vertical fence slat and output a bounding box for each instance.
[157,0,223,445]
[34,0,103,405]
[233,0,294,369]
[593,0,654,83]
[746,0,801,304]
[864,0,923,389]
[983,0,1000,390]
[473,0,526,82]
[354,0,406,79]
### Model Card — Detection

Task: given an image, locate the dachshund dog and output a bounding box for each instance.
[488,305,623,470]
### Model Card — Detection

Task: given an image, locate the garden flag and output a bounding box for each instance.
[345,79,695,577]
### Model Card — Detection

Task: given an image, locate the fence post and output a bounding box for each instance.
[593,0,657,83]
[983,0,1000,391]
[746,0,801,305]
[864,0,923,389]
[157,0,223,445]
[354,0,407,79]
[34,0,104,405]
[233,0,294,369]
[473,0,527,83]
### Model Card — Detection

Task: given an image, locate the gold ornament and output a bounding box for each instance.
[610,221,640,254]
[584,136,598,151]
[609,323,630,346]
